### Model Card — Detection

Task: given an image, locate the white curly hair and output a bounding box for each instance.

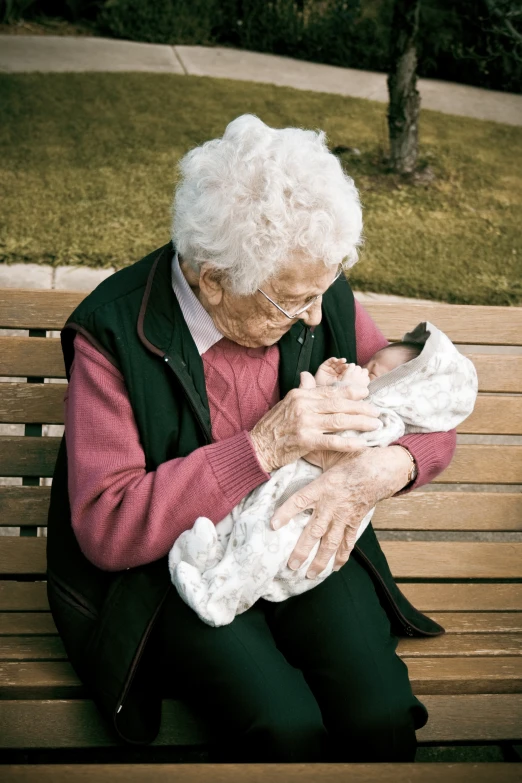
[171,114,363,296]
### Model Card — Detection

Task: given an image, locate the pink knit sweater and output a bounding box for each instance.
[64,301,456,571]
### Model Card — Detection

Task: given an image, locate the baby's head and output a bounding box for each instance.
[363,341,422,382]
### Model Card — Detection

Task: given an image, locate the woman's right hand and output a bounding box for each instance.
[249,377,381,473]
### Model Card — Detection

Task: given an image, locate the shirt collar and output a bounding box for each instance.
[171,251,224,356]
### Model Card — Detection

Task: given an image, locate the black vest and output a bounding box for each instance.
[46,242,444,746]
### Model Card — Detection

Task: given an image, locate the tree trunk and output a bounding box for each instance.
[387,0,421,174]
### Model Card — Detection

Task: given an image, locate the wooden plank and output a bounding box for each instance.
[1,657,521,699]
[407,656,522,694]
[382,541,522,579]
[2,632,520,662]
[433,444,522,484]
[2,583,521,616]
[0,613,57,635]
[427,613,522,634]
[466,353,522,394]
[1,696,521,749]
[0,487,51,528]
[0,538,47,576]
[0,383,66,424]
[401,583,522,612]
[3,538,522,579]
[0,436,61,477]
[3,488,519,532]
[0,661,83,699]
[418,694,522,742]
[457,395,522,435]
[399,633,522,657]
[0,699,208,749]
[4,610,520,637]
[2,291,522,345]
[1,340,521,393]
[0,337,66,379]
[363,301,522,346]
[0,289,84,330]
[2,440,519,484]
[2,763,521,783]
[374,492,522,531]
[0,582,48,611]
[0,636,66,661]
[5,629,522,661]
[3,386,518,432]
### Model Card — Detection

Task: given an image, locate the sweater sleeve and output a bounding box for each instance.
[354,299,457,493]
[64,333,270,572]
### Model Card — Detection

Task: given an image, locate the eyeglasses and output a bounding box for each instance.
[256,264,344,320]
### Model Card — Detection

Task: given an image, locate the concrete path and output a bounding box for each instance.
[1,35,521,125]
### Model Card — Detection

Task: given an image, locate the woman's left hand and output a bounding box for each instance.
[271,445,413,578]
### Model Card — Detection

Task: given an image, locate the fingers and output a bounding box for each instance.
[308,393,380,418]
[271,481,320,530]
[299,371,316,390]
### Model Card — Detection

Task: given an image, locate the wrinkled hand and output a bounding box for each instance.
[271,445,413,578]
[250,375,381,473]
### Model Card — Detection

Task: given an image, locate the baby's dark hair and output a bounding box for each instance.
[388,341,423,362]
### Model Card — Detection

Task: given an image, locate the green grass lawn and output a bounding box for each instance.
[1,72,521,305]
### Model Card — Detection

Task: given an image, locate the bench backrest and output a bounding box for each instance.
[1,289,522,607]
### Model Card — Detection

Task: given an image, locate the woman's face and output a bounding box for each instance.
[182,254,340,349]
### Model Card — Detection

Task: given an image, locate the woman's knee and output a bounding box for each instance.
[210,692,328,763]
[330,693,420,762]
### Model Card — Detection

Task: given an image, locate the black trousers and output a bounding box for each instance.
[154,551,429,763]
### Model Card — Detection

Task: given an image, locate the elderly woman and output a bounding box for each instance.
[47,115,455,763]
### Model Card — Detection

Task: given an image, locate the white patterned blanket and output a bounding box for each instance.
[168,322,478,626]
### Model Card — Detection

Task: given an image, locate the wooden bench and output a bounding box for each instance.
[1,288,522,777]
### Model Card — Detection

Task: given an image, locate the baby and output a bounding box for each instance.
[168,321,478,627]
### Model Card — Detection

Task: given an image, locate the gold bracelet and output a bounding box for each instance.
[396,445,417,485]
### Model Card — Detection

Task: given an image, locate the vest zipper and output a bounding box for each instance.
[162,355,212,443]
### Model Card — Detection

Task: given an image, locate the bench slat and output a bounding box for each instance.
[2,385,520,434]
[0,613,57,635]
[0,486,51,527]
[1,658,520,698]
[0,436,61,477]
[2,338,522,394]
[0,582,48,611]
[373,492,522,531]
[400,583,522,612]
[459,395,522,435]
[2,633,520,662]
[0,695,520,747]
[427,612,522,633]
[2,539,522,578]
[2,439,519,482]
[0,384,65,424]
[384,541,522,579]
[3,291,522,345]
[1,611,520,636]
[0,636,67,661]
[1,762,521,782]
[433,445,522,484]
[363,302,522,346]
[0,290,83,331]
[0,337,66,379]
[2,488,520,531]
[466,353,522,394]
[2,582,521,613]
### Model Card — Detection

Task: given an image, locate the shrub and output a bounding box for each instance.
[99,0,220,45]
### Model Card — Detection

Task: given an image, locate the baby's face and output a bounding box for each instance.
[363,345,415,382]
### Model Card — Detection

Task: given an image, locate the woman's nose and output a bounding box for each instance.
[299,299,322,327]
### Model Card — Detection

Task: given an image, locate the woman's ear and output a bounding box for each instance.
[199,264,224,306]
